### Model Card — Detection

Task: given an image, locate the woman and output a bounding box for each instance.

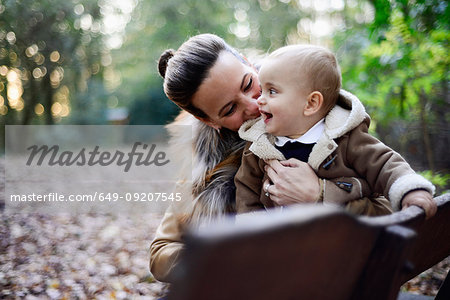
[150,34,391,282]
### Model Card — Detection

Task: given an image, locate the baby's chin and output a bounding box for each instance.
[263,119,292,136]
[266,127,298,138]
[264,127,282,136]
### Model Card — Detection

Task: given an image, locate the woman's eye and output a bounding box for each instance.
[224,104,236,117]
[244,77,253,92]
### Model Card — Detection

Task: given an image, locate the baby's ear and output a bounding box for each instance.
[304,91,324,116]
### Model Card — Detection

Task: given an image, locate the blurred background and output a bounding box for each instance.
[0,0,448,298]
[0,0,448,189]
[0,0,450,299]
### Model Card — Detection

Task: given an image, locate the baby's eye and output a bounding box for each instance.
[269,88,277,95]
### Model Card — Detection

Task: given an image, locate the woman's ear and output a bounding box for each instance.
[194,115,221,130]
[304,91,324,116]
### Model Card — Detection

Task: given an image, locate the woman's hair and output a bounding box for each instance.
[158,34,247,118]
[268,44,342,114]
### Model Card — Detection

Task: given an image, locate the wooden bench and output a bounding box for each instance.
[167,194,450,300]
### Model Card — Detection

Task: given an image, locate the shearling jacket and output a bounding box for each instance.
[235,90,435,214]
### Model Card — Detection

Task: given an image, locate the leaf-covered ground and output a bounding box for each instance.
[0,211,168,299]
[0,210,448,299]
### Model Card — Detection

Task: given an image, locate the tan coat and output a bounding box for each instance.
[235,90,435,213]
[149,202,186,282]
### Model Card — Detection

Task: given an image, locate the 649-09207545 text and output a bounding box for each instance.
[9,192,182,202]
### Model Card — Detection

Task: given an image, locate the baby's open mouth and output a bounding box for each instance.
[261,111,273,123]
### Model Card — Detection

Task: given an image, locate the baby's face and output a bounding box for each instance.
[256,56,311,138]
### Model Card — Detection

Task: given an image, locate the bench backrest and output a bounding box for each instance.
[168,194,450,300]
[357,194,450,300]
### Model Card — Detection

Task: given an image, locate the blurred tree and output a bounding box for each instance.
[112,0,314,126]
[1,0,446,176]
[0,0,109,125]
[127,88,178,125]
[335,0,449,173]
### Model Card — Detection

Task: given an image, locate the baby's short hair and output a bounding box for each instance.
[268,44,341,113]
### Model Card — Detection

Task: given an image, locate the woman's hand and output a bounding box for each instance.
[263,158,320,206]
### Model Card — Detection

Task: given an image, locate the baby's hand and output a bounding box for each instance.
[401,190,437,219]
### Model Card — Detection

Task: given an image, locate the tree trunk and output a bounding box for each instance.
[43,72,54,125]
[419,91,434,172]
[22,76,39,125]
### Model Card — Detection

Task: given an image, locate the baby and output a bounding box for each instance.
[235,44,436,217]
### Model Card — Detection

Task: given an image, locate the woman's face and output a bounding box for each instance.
[191,51,261,131]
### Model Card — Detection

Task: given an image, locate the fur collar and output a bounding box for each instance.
[166,111,246,223]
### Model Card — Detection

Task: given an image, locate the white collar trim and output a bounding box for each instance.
[275,118,325,146]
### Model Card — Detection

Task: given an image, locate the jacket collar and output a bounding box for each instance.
[275,118,325,146]
[324,89,367,139]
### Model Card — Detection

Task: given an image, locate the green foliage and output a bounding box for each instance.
[418,170,450,193]
[369,0,391,32]
[128,87,179,125]
[335,0,449,172]
[343,3,448,124]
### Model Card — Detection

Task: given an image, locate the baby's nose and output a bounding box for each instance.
[257,95,265,106]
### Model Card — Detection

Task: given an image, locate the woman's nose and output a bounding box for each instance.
[244,98,260,117]
[253,88,261,100]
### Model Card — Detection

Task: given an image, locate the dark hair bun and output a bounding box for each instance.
[158,49,175,78]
